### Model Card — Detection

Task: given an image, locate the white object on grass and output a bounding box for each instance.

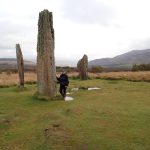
[65,96,74,101]
[71,88,79,91]
[66,92,73,95]
[88,87,101,90]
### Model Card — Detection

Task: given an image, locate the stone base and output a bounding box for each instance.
[34,92,63,101]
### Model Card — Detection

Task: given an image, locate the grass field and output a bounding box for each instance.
[1,71,150,87]
[0,79,150,150]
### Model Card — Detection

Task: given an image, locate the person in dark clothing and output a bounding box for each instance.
[57,71,69,98]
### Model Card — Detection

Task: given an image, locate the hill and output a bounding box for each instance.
[0,58,36,71]
[89,49,150,70]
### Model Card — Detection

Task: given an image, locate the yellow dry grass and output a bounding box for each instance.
[90,71,150,81]
[68,71,150,81]
[0,71,150,86]
[0,72,36,87]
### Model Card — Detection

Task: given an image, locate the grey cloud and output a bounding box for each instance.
[130,38,150,50]
[61,0,114,26]
[0,19,37,58]
[0,43,13,50]
[0,20,34,36]
[0,21,24,53]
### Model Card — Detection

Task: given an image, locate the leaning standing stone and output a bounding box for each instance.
[16,44,24,87]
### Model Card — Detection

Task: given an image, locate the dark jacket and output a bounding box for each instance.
[57,74,69,86]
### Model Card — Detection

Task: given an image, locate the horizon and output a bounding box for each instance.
[1,48,150,67]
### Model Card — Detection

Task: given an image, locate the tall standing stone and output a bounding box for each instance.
[37,10,56,97]
[16,44,24,87]
[77,54,88,80]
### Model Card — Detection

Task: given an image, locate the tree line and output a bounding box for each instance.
[132,64,150,71]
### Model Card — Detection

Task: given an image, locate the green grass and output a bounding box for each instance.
[0,79,150,150]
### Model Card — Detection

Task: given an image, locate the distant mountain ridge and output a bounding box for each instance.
[1,49,150,71]
[0,58,36,71]
[89,49,150,69]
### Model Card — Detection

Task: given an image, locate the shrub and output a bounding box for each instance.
[89,66,103,73]
[132,64,150,71]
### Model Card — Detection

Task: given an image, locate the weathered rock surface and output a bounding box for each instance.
[16,44,24,86]
[77,54,88,80]
[37,10,56,97]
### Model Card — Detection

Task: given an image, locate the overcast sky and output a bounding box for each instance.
[1,0,150,66]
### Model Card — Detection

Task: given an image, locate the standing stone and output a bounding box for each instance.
[16,44,24,87]
[77,54,88,80]
[37,10,56,97]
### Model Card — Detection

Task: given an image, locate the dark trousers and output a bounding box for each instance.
[59,84,67,97]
